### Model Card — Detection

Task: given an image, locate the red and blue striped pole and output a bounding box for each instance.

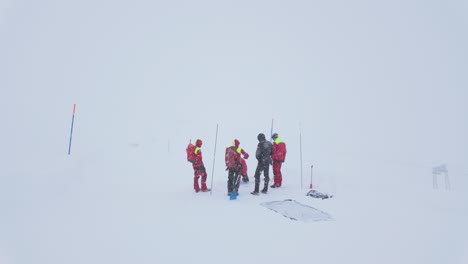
[68,104,76,155]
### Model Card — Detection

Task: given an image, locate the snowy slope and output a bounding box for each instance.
[1,1,467,264]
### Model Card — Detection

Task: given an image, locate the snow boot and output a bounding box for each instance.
[251,183,259,195]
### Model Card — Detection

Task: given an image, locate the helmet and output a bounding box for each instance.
[233,139,240,147]
[271,133,278,140]
[195,139,203,147]
[257,133,265,141]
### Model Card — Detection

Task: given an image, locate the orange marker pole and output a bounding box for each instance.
[310,165,314,189]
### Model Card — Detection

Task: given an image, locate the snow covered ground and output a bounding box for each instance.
[1,1,467,264]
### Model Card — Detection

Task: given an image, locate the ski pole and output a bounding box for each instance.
[210,124,219,195]
[68,104,76,155]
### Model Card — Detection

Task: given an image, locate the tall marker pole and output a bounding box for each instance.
[310,165,314,189]
[270,118,274,141]
[299,123,303,189]
[210,124,219,195]
[68,104,76,155]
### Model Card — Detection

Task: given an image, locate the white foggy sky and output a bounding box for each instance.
[0,2,467,264]
[1,0,467,172]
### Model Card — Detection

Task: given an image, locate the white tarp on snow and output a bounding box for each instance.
[261,199,333,222]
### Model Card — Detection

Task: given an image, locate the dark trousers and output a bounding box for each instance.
[253,163,269,191]
[227,168,240,193]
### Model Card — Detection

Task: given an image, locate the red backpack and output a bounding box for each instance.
[225,146,239,168]
[186,143,197,163]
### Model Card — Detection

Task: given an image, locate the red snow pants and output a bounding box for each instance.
[193,166,208,192]
[272,161,283,187]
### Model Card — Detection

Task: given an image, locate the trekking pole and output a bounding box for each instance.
[68,104,76,155]
[210,124,219,195]
[299,123,303,189]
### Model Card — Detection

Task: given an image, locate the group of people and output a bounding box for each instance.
[188,133,287,196]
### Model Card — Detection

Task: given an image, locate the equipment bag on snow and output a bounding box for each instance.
[225,147,239,168]
[306,190,333,200]
[186,143,197,163]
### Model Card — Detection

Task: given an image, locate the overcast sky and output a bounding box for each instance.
[1,3,467,263]
[1,0,467,177]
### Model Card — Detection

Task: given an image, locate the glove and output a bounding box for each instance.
[225,167,229,171]
[243,153,249,159]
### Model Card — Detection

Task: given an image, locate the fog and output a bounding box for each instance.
[2,1,467,166]
[1,1,468,263]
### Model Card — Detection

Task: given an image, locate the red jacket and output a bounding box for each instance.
[192,139,205,168]
[271,138,286,162]
[233,139,249,159]
[225,146,241,168]
[226,139,249,169]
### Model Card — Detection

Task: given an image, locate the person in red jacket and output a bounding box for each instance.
[225,139,249,195]
[192,139,210,192]
[270,133,287,188]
